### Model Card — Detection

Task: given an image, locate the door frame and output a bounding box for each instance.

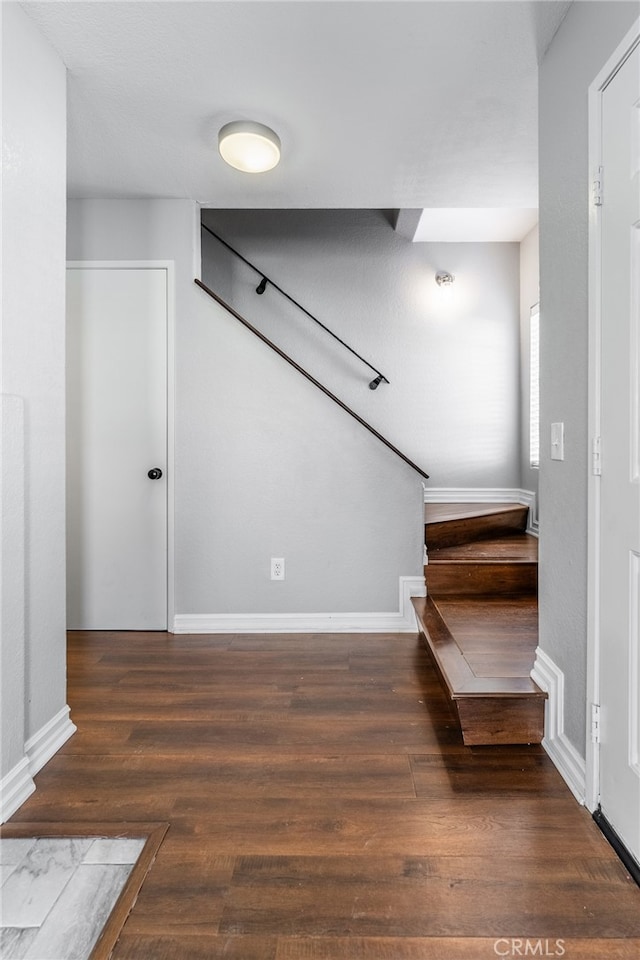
[586,20,640,813]
[66,260,176,631]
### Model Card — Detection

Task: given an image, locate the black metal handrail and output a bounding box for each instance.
[201,222,389,390]
[195,278,429,480]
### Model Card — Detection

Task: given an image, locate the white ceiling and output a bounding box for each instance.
[413,206,540,241]
[22,1,572,236]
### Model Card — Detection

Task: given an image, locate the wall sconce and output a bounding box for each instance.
[435,271,455,287]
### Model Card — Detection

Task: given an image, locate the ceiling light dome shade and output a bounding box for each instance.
[218,121,281,173]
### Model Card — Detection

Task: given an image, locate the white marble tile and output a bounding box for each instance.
[0,926,39,960]
[23,863,131,960]
[1,862,21,886]
[1,838,93,927]
[83,837,145,865]
[1,840,37,895]
[0,839,37,866]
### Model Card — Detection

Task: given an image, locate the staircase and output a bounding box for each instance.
[412,503,546,746]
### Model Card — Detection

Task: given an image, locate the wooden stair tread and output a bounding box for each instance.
[429,533,538,563]
[412,596,543,698]
[425,503,529,549]
[433,596,538,677]
[412,595,545,746]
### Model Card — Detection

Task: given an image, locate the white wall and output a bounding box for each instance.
[202,210,522,490]
[519,224,539,503]
[0,397,26,802]
[0,3,70,820]
[538,1,638,756]
[67,200,424,623]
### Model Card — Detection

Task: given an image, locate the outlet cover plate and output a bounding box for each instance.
[270,557,285,581]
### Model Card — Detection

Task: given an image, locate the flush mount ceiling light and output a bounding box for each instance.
[218,121,281,173]
[435,270,455,287]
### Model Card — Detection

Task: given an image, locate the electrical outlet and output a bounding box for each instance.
[270,557,285,581]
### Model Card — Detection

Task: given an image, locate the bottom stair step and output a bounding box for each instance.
[412,595,546,746]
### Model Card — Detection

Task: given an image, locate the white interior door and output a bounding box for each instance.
[66,266,168,630]
[598,40,640,864]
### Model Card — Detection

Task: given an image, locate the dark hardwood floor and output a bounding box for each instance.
[6,631,640,958]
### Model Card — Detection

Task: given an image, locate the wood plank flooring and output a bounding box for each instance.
[5,631,640,959]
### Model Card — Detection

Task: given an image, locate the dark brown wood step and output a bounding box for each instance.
[433,595,539,677]
[429,533,537,563]
[425,502,529,549]
[426,561,537,597]
[412,595,546,746]
[426,532,537,596]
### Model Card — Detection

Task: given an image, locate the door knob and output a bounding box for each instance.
[147,467,163,480]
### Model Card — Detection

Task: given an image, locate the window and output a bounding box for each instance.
[529,303,540,468]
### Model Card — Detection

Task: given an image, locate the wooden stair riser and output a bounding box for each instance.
[455,697,545,747]
[426,562,537,596]
[426,505,528,549]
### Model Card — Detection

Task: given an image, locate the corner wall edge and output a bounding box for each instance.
[0,757,35,825]
[531,646,586,804]
[25,705,76,779]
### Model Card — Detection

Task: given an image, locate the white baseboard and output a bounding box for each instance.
[1,707,77,823]
[423,487,538,536]
[173,575,426,634]
[25,705,76,779]
[531,647,586,804]
[0,757,35,824]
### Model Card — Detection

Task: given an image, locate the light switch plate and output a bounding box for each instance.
[551,422,565,461]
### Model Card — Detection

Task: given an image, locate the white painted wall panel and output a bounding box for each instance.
[0,397,27,783]
[1,3,67,762]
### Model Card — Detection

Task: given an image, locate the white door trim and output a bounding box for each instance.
[66,260,176,630]
[586,20,640,814]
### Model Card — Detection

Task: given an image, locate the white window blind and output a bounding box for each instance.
[529,303,540,468]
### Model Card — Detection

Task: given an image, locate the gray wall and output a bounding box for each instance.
[520,224,540,506]
[539,1,638,754]
[1,4,67,789]
[67,200,423,617]
[202,209,522,490]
